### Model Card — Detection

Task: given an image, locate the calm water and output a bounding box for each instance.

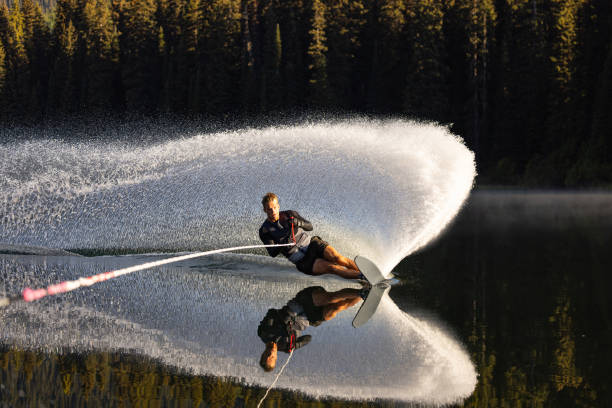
[393,191,612,407]
[1,190,610,407]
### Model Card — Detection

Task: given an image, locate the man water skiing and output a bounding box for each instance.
[259,192,363,280]
[258,286,363,371]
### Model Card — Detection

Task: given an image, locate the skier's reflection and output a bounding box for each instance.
[257,285,365,371]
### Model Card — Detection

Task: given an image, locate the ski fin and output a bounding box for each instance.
[352,281,391,328]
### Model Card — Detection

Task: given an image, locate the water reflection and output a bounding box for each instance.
[392,191,612,407]
[258,286,363,371]
[0,252,476,404]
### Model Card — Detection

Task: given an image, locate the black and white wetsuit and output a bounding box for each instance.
[259,210,313,264]
[257,286,325,352]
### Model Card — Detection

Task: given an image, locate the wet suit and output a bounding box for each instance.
[257,286,326,352]
[259,211,329,275]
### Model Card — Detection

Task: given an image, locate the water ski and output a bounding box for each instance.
[354,255,386,285]
[352,281,391,328]
[352,256,391,328]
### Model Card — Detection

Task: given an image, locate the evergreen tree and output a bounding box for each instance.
[266,21,282,108]
[182,0,202,111]
[0,11,7,116]
[305,0,329,107]
[21,0,50,115]
[80,0,119,110]
[0,1,30,115]
[588,33,612,182]
[0,39,6,107]
[199,0,242,113]
[156,0,183,112]
[506,0,589,186]
[535,0,588,185]
[445,0,496,156]
[47,0,79,112]
[366,0,407,111]
[582,1,612,185]
[567,28,612,186]
[482,0,547,183]
[239,0,258,111]
[277,0,307,108]
[49,18,77,112]
[326,0,366,108]
[403,0,448,122]
[548,0,586,97]
[156,24,169,111]
[183,0,200,56]
[114,0,160,111]
[259,1,283,111]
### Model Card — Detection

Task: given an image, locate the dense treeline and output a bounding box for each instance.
[0,0,56,12]
[0,347,374,407]
[0,0,610,186]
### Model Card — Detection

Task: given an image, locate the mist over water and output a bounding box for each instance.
[0,118,475,275]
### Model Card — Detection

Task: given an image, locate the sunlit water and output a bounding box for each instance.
[0,253,477,404]
[0,119,475,275]
[0,118,477,404]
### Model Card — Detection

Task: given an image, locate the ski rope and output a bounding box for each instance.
[0,243,293,307]
[257,349,294,408]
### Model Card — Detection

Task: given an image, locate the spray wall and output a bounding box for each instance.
[0,118,476,275]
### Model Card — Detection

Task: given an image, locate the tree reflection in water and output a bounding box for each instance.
[392,191,611,407]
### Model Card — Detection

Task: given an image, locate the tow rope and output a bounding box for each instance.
[1,241,299,406]
[0,243,293,307]
[257,349,294,408]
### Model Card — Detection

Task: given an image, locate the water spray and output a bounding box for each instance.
[0,243,292,308]
[0,120,479,403]
[0,120,476,276]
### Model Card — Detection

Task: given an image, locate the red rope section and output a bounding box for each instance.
[1,243,293,307]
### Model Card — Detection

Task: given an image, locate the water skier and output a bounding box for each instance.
[258,286,364,371]
[259,193,363,280]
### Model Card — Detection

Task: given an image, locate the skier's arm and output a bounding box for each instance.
[259,228,282,257]
[287,210,313,231]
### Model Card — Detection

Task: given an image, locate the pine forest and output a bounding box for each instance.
[0,0,610,186]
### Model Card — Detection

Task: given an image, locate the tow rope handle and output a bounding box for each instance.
[290,216,296,244]
[289,333,295,352]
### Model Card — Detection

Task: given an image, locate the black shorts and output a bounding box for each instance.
[294,286,325,326]
[295,236,329,275]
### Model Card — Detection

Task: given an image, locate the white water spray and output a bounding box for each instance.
[0,254,477,405]
[0,119,475,275]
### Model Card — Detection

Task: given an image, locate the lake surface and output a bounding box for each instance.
[0,253,475,406]
[393,190,612,407]
[1,190,610,407]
